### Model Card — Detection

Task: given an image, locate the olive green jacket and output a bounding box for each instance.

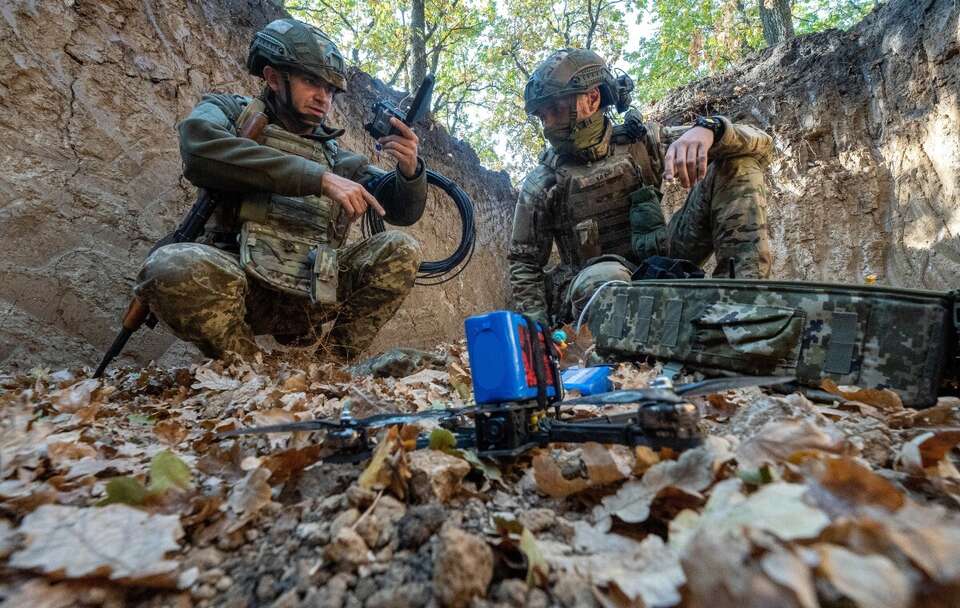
[508,116,774,325]
[177,94,428,230]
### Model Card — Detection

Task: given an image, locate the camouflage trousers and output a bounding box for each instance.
[135,230,422,361]
[631,155,772,279]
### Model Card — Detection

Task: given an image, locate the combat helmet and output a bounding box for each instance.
[523,49,630,115]
[247,19,347,92]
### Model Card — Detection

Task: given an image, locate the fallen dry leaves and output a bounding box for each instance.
[0,348,959,607]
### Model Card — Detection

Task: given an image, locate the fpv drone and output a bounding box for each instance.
[221,311,792,460]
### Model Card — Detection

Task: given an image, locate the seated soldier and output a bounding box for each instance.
[137,19,426,361]
[509,48,773,327]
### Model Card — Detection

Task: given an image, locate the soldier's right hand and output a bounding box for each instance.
[321,172,386,221]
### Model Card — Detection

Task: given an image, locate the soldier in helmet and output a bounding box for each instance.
[136,19,427,361]
[510,48,773,327]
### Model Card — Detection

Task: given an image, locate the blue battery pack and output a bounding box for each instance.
[464,311,559,404]
[560,366,613,396]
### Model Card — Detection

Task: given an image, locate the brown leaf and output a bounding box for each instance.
[821,379,903,412]
[599,439,731,523]
[46,441,97,467]
[807,457,905,513]
[760,547,818,608]
[816,543,912,608]
[880,502,960,583]
[532,443,632,498]
[52,379,102,413]
[545,530,684,607]
[737,419,848,470]
[154,420,188,446]
[358,426,411,499]
[261,445,327,484]
[10,504,183,587]
[225,467,272,533]
[899,430,960,473]
[532,451,590,498]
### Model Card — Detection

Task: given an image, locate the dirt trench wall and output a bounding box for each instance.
[651,0,959,288]
[0,0,515,370]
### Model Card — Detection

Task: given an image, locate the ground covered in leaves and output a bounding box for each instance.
[2,343,960,608]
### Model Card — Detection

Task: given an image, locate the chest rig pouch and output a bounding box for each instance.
[236,108,346,305]
[553,145,644,268]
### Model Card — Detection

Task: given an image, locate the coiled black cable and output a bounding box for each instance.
[362,170,476,286]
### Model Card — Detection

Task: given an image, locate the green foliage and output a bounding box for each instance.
[286,0,878,179]
[98,477,149,506]
[629,0,878,104]
[97,450,193,507]
[147,450,193,494]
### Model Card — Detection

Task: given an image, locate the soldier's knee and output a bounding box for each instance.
[137,243,246,301]
[376,230,422,269]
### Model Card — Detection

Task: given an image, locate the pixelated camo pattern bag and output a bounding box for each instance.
[587,279,958,407]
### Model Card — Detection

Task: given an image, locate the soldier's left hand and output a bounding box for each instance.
[663,127,714,188]
[378,117,420,178]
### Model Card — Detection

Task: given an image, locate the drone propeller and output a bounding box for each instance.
[218,418,344,437]
[561,388,685,406]
[675,375,795,397]
[560,375,795,408]
[219,405,474,437]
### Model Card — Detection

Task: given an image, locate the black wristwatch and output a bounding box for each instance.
[694,115,725,141]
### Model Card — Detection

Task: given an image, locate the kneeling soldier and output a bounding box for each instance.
[137,19,427,361]
[509,48,773,326]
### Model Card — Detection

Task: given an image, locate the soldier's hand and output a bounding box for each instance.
[378,117,420,178]
[663,127,714,189]
[321,171,386,221]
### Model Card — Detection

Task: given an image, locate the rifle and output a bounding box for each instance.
[93,109,269,378]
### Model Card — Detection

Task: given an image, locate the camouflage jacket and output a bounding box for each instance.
[507,115,773,325]
[177,93,428,244]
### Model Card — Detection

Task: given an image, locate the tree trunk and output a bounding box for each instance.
[410,0,428,90]
[759,0,795,46]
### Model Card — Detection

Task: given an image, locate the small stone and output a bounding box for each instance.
[295,522,329,545]
[270,588,301,608]
[409,450,471,503]
[432,527,494,608]
[355,495,406,549]
[245,528,260,542]
[552,575,598,608]
[526,588,549,608]
[216,576,233,592]
[519,508,555,533]
[330,508,361,538]
[320,494,345,513]
[324,527,373,570]
[365,582,431,608]
[398,504,447,549]
[184,547,224,569]
[256,574,277,602]
[492,579,528,606]
[193,584,216,600]
[347,484,378,508]
[198,568,224,584]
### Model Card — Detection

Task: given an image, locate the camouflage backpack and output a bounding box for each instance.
[586,279,958,407]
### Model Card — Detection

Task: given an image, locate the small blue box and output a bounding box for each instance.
[465,311,559,404]
[561,366,613,396]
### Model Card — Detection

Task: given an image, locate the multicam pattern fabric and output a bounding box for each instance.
[135,231,421,361]
[508,115,774,326]
[587,279,955,407]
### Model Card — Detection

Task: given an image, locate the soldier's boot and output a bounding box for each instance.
[564,261,633,323]
[666,156,773,278]
[327,230,422,360]
[135,243,260,359]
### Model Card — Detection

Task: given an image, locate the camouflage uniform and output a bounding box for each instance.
[509,49,773,327]
[136,20,427,361]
